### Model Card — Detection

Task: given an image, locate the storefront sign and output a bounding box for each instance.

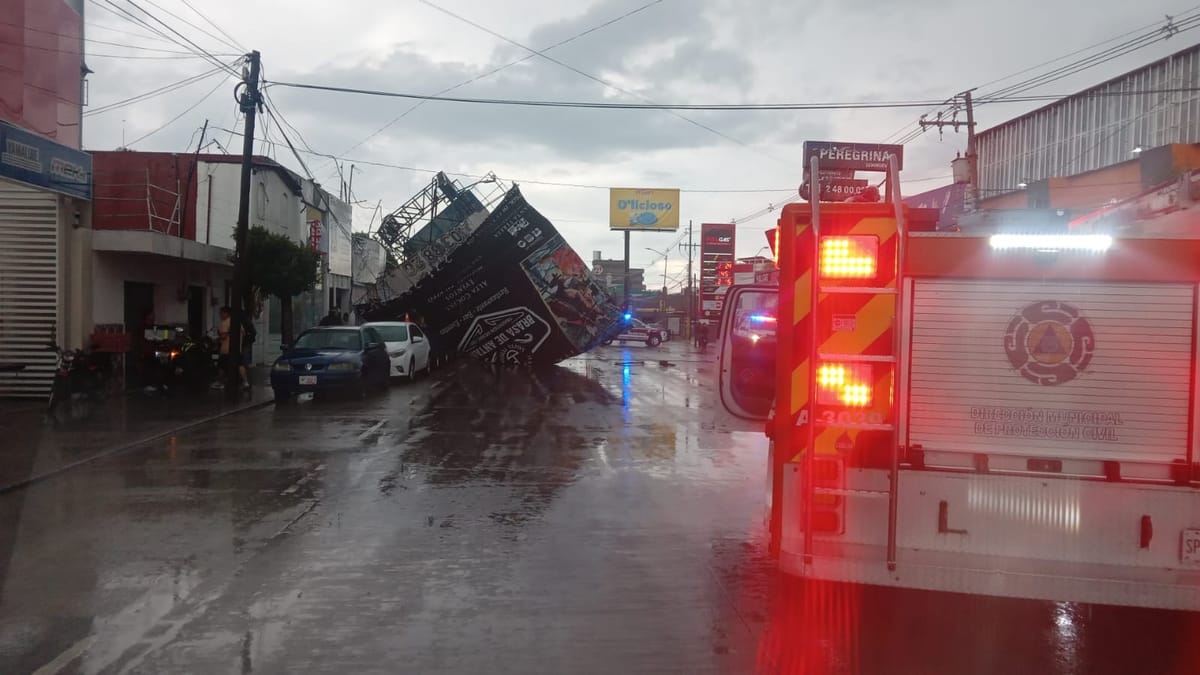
[803,141,904,173]
[0,120,92,200]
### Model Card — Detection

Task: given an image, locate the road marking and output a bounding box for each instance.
[32,636,93,675]
[358,419,387,440]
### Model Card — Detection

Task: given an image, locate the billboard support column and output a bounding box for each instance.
[623,230,631,313]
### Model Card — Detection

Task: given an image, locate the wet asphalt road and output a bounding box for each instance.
[1,342,1199,674]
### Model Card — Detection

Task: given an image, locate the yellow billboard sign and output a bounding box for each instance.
[609,188,680,231]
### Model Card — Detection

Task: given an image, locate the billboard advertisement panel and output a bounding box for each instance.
[609,188,680,231]
[363,187,623,366]
[700,223,736,320]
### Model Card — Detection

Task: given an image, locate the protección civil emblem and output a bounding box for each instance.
[1004,301,1095,386]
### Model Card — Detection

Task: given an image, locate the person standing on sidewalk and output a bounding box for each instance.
[237,315,256,392]
[213,307,231,389]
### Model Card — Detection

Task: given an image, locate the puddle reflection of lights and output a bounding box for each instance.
[621,349,633,423]
[1053,602,1081,665]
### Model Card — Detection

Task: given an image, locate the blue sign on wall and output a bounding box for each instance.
[0,121,92,200]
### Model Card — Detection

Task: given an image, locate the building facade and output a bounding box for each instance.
[90,151,351,373]
[978,44,1200,199]
[0,0,92,397]
[591,253,645,295]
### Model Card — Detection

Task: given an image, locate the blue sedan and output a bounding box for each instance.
[270,326,391,402]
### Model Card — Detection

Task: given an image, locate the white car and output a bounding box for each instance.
[362,321,431,381]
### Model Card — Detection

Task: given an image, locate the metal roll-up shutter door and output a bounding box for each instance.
[908,279,1194,467]
[0,179,59,398]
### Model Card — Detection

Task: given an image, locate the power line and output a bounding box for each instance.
[413,0,797,170]
[0,36,231,60]
[125,73,231,147]
[0,19,233,54]
[209,126,804,193]
[83,64,231,116]
[179,0,247,52]
[85,17,179,45]
[265,80,1200,111]
[123,0,242,75]
[980,12,1200,100]
[87,0,177,43]
[976,8,1199,92]
[325,0,667,174]
[886,12,1200,149]
[135,0,243,53]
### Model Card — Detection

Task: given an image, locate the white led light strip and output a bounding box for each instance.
[988,234,1114,252]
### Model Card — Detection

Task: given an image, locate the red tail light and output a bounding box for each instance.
[816,362,873,407]
[819,236,878,279]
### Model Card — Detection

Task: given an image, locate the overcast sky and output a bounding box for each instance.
[80,0,1195,285]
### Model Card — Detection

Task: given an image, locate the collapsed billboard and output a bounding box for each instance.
[362,186,623,366]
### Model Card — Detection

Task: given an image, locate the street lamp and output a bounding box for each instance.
[646,246,669,312]
[645,247,670,291]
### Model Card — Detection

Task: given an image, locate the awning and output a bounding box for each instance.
[92,229,232,266]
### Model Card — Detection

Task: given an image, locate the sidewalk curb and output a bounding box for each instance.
[0,397,276,496]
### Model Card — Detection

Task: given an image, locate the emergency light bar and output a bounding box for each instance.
[988,234,1113,253]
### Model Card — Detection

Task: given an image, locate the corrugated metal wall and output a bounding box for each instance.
[0,179,59,398]
[978,45,1200,194]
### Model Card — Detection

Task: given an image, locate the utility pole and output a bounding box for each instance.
[622,231,631,316]
[228,50,262,390]
[685,220,695,340]
[919,89,979,210]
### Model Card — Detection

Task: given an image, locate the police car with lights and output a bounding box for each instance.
[601,313,664,348]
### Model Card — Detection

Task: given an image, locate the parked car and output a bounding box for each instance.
[362,321,431,382]
[270,326,390,402]
[602,318,664,348]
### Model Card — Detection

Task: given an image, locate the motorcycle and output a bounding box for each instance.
[46,342,110,423]
[145,331,218,395]
[173,335,219,393]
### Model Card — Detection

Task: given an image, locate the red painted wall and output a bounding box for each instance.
[92,152,200,240]
[0,0,84,148]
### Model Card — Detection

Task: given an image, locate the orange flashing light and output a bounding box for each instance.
[816,363,873,407]
[820,236,878,279]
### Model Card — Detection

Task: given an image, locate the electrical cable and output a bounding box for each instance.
[123,0,242,75]
[85,17,180,45]
[0,19,233,54]
[975,7,1200,92]
[265,80,1199,110]
[88,0,177,43]
[135,0,243,53]
[886,12,1200,151]
[979,12,1200,101]
[125,73,231,147]
[83,64,231,116]
[208,126,804,193]
[179,0,247,52]
[326,0,667,168]
[413,0,797,170]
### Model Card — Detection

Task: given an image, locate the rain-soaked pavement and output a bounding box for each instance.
[1,342,1199,674]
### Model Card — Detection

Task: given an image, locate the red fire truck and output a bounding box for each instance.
[718,155,1200,610]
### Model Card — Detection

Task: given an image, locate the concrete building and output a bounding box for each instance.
[591,252,645,295]
[0,0,92,397]
[978,44,1200,209]
[89,151,351,371]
